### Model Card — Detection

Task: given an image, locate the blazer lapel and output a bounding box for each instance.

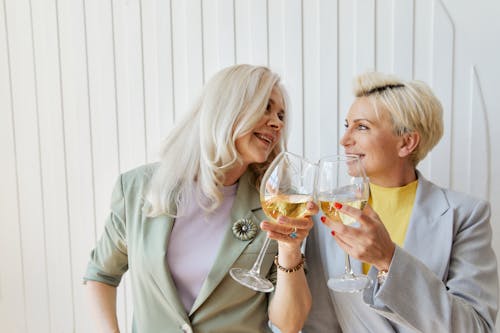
[189,171,262,315]
[402,171,453,279]
[142,206,190,323]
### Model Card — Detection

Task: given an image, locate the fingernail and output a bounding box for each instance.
[331,231,335,237]
[320,216,326,223]
[307,202,314,209]
[278,216,286,224]
[334,202,343,209]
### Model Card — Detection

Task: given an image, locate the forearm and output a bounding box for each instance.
[368,247,497,332]
[85,280,120,333]
[269,246,311,333]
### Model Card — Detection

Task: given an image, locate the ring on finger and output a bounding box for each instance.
[289,227,298,239]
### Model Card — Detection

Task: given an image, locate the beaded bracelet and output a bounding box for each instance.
[274,254,305,273]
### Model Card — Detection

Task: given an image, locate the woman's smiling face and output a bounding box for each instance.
[340,97,406,185]
[235,86,285,166]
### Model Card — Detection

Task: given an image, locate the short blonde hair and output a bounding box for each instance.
[147,64,288,217]
[353,72,443,165]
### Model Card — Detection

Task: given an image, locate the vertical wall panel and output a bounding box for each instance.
[337,0,355,144]
[268,0,304,154]
[302,0,320,161]
[303,0,341,160]
[113,0,147,173]
[411,0,433,175]
[302,0,340,161]
[202,0,235,80]
[4,0,51,332]
[375,0,392,73]
[142,0,175,161]
[354,0,375,73]
[429,0,454,187]
[57,0,96,331]
[31,0,74,331]
[234,0,268,66]
[392,0,414,79]
[171,0,204,120]
[267,0,284,74]
[0,1,26,332]
[468,67,490,199]
[319,0,339,158]
[86,0,128,328]
[284,0,304,155]
[84,0,120,236]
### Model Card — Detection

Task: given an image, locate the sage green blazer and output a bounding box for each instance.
[84,164,278,333]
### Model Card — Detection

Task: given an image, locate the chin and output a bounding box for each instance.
[253,153,270,164]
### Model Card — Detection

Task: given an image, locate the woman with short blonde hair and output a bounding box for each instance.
[304,71,498,333]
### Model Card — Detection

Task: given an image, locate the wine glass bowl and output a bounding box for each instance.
[316,154,371,293]
[230,152,316,292]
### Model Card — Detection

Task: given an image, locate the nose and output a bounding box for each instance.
[339,130,351,147]
[267,112,283,130]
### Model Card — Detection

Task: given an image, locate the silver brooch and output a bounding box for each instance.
[232,218,258,241]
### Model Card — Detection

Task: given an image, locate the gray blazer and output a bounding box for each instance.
[84,164,278,333]
[304,171,498,332]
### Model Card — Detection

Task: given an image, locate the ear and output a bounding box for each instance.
[398,131,420,158]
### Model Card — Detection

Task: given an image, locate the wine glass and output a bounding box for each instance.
[230,151,317,292]
[316,154,371,293]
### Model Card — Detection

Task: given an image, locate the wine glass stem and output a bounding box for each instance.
[344,252,354,276]
[249,236,272,276]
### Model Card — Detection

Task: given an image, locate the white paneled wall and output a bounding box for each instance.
[1,0,499,332]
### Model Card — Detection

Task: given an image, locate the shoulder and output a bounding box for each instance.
[417,171,490,222]
[120,162,158,184]
[117,162,160,196]
[443,188,489,211]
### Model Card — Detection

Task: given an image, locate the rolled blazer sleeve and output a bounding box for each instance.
[83,176,128,287]
[365,198,498,332]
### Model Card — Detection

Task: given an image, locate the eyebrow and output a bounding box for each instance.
[346,118,374,124]
[269,98,285,112]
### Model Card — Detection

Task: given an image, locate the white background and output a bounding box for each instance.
[1,0,499,332]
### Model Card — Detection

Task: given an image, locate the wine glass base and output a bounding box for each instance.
[327,274,371,293]
[230,268,275,293]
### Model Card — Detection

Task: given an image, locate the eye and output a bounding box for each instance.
[277,111,285,121]
[266,102,271,112]
[344,121,349,129]
[357,124,369,130]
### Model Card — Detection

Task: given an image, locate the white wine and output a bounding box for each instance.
[261,194,312,221]
[319,196,367,226]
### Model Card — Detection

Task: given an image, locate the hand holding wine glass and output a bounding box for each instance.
[230,152,317,292]
[316,154,371,293]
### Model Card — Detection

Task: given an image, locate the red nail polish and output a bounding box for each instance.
[331,231,335,236]
[320,216,326,223]
[334,202,343,209]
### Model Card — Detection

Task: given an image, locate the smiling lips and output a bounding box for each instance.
[346,152,365,159]
[255,132,276,146]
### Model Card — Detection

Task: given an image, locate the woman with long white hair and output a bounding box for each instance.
[84,64,314,333]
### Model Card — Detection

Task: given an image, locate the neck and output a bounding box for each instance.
[223,163,248,186]
[370,164,417,188]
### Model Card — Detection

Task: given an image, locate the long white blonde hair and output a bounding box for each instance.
[147,64,288,217]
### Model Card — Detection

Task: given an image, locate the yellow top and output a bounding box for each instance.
[362,180,418,274]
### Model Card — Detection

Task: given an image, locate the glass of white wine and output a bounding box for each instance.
[230,152,316,292]
[316,154,371,293]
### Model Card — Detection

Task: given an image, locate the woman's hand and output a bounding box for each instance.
[260,201,318,251]
[321,203,395,271]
